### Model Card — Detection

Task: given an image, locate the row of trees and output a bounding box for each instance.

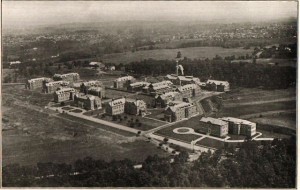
[125,58,296,89]
[3,137,296,187]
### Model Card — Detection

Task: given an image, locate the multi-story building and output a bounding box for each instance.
[206,80,230,92]
[26,77,52,90]
[74,93,102,110]
[87,87,105,99]
[125,99,147,116]
[43,81,69,93]
[155,91,182,108]
[198,117,229,138]
[220,117,256,137]
[176,84,201,98]
[53,73,80,83]
[165,74,201,86]
[53,88,76,103]
[114,76,135,89]
[105,98,126,115]
[127,81,150,92]
[80,80,103,93]
[146,80,173,96]
[164,102,197,122]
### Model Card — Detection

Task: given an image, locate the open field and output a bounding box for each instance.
[105,89,135,99]
[102,46,254,64]
[2,86,169,166]
[219,100,296,118]
[250,112,296,130]
[222,87,296,105]
[231,58,297,67]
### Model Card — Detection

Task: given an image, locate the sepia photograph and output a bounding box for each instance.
[1,1,298,188]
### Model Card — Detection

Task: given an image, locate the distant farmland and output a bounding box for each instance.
[102,46,254,64]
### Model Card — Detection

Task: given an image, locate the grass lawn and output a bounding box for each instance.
[146,108,166,121]
[83,109,105,116]
[96,113,165,131]
[2,103,169,167]
[102,46,254,64]
[257,129,291,139]
[219,100,296,117]
[196,138,225,149]
[105,89,134,99]
[249,112,296,130]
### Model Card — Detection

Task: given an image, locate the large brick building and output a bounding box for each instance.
[155,91,182,108]
[164,102,197,122]
[220,117,256,137]
[114,76,135,89]
[53,73,80,83]
[165,74,201,86]
[205,80,230,92]
[124,99,147,116]
[26,77,52,90]
[43,81,70,93]
[74,93,102,110]
[105,98,126,115]
[145,80,173,96]
[198,117,229,138]
[176,84,201,98]
[87,87,106,99]
[80,80,103,93]
[53,87,76,103]
[127,81,150,92]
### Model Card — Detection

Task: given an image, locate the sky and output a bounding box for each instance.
[2,1,298,28]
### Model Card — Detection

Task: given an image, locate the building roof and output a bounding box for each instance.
[206,79,229,86]
[88,86,104,92]
[53,73,79,78]
[109,98,126,106]
[157,91,180,100]
[220,117,255,125]
[55,87,76,94]
[166,102,193,112]
[200,117,228,126]
[166,74,177,80]
[115,76,134,82]
[129,81,150,87]
[28,77,52,83]
[75,93,100,101]
[46,81,69,86]
[126,99,146,107]
[177,84,199,92]
[82,80,102,86]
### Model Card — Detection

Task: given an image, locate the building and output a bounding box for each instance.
[165,74,201,86]
[206,80,230,92]
[105,98,126,115]
[125,99,147,116]
[146,80,173,95]
[53,88,76,103]
[80,80,103,93]
[164,102,197,122]
[155,91,182,108]
[26,77,52,90]
[43,81,70,94]
[74,93,102,110]
[198,117,229,138]
[87,87,106,98]
[127,81,150,92]
[53,73,80,83]
[176,84,201,98]
[220,117,256,137]
[114,76,135,89]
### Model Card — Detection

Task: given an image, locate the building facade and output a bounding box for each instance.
[206,80,230,92]
[114,76,135,89]
[26,77,52,90]
[43,81,70,93]
[155,91,182,108]
[198,117,229,138]
[164,102,197,122]
[105,98,126,115]
[124,99,147,116]
[87,87,106,99]
[53,73,80,83]
[146,80,173,96]
[165,74,201,86]
[53,88,76,103]
[176,84,201,98]
[80,80,103,93]
[74,93,102,110]
[220,117,256,137]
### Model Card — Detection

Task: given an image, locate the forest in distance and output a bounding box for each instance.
[3,138,296,187]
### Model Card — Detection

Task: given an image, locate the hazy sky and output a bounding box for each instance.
[3,1,298,28]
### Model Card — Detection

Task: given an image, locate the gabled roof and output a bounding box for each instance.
[219,117,255,125]
[126,99,146,107]
[88,86,104,92]
[200,117,227,126]
[115,76,134,82]
[206,80,229,86]
[129,81,150,87]
[46,81,69,86]
[109,98,126,106]
[165,102,193,112]
[158,91,180,100]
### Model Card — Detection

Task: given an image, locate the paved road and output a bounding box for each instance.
[224,97,296,107]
